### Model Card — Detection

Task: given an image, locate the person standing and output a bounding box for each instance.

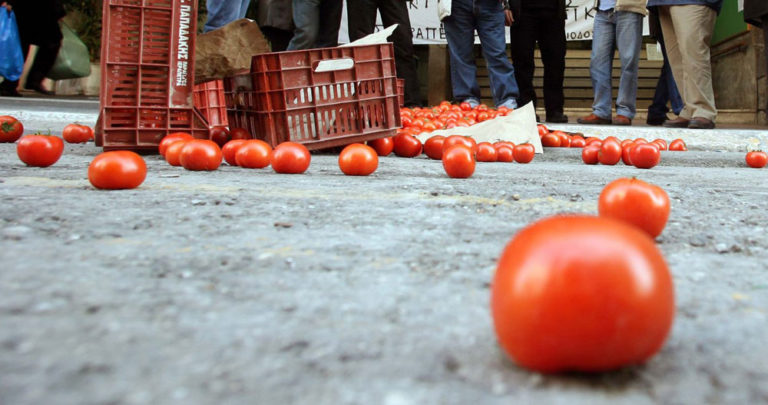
[347,0,422,107]
[578,0,647,126]
[0,0,64,97]
[257,0,294,52]
[204,0,251,32]
[287,0,343,50]
[744,0,768,113]
[646,8,683,125]
[508,0,568,123]
[647,0,723,129]
[442,0,519,109]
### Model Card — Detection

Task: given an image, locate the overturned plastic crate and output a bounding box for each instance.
[194,80,229,128]
[96,0,208,151]
[224,44,401,150]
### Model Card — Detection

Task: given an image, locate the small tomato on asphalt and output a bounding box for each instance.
[513,143,535,164]
[159,132,194,157]
[668,139,687,151]
[62,124,93,143]
[271,142,311,174]
[179,139,223,171]
[229,127,252,140]
[88,151,147,190]
[393,133,422,157]
[442,144,475,178]
[367,137,394,157]
[423,135,446,160]
[0,115,23,143]
[630,143,661,169]
[582,146,600,165]
[221,139,248,166]
[598,139,622,165]
[598,177,670,238]
[16,135,64,167]
[745,151,768,168]
[209,126,231,147]
[338,143,378,176]
[235,139,272,169]
[165,140,189,166]
[475,142,497,162]
[541,133,561,148]
[495,144,514,162]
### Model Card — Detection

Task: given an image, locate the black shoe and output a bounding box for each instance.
[646,115,668,126]
[688,117,715,129]
[535,114,541,122]
[0,88,22,97]
[546,112,569,123]
[663,117,690,128]
[24,83,55,96]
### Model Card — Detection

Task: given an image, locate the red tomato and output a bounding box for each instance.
[630,143,661,169]
[338,143,378,176]
[159,132,194,156]
[0,115,23,143]
[582,146,600,165]
[477,111,490,122]
[621,143,634,166]
[235,139,272,169]
[746,151,768,168]
[621,139,634,148]
[552,131,569,147]
[513,143,535,164]
[541,133,561,148]
[442,145,475,178]
[230,127,252,140]
[652,139,668,150]
[393,133,422,157]
[598,139,622,165]
[16,135,64,167]
[495,145,514,162]
[221,139,248,166]
[442,135,476,154]
[599,178,670,238]
[475,142,497,162]
[62,123,93,143]
[668,139,687,151]
[491,215,674,373]
[180,139,222,171]
[165,140,189,166]
[537,124,549,137]
[570,136,586,148]
[585,137,602,146]
[271,142,311,174]
[367,137,394,156]
[88,151,147,190]
[634,138,648,144]
[209,126,231,147]
[423,135,446,160]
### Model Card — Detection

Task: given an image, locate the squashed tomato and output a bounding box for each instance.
[271,142,311,174]
[598,177,670,238]
[16,135,64,167]
[491,215,674,373]
[338,143,378,176]
[88,151,147,190]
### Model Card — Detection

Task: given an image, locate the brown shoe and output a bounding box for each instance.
[577,113,611,125]
[663,117,690,128]
[613,115,632,125]
[688,117,715,129]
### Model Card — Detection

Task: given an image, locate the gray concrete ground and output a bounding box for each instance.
[1,99,768,404]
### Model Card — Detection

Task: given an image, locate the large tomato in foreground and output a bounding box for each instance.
[271,141,311,174]
[179,139,222,171]
[338,143,378,176]
[1,115,24,142]
[88,151,147,189]
[598,177,670,238]
[491,215,674,373]
[16,135,64,167]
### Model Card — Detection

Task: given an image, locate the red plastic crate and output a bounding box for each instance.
[396,78,404,107]
[194,80,229,128]
[223,44,401,150]
[96,0,208,151]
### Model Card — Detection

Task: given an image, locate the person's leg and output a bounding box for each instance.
[475,0,518,107]
[509,10,538,108]
[660,38,683,115]
[613,11,643,120]
[287,0,320,50]
[443,0,481,104]
[762,17,768,112]
[537,8,566,119]
[670,4,717,122]
[25,40,61,93]
[314,0,343,48]
[204,0,246,32]
[648,57,670,120]
[587,10,615,120]
[346,0,377,41]
[260,27,293,52]
[379,0,422,106]
[238,0,251,19]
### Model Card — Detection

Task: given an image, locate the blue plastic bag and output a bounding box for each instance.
[0,9,24,81]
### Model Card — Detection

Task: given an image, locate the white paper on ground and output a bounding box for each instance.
[414,101,543,153]
[340,25,399,47]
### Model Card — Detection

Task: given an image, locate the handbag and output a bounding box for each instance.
[0,9,24,81]
[438,0,451,21]
[47,21,91,81]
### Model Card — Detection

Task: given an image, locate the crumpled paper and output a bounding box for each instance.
[414,102,543,153]
[194,19,271,84]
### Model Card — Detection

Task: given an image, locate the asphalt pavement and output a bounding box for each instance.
[1,98,767,405]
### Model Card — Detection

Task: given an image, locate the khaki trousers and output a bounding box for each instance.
[658,5,718,121]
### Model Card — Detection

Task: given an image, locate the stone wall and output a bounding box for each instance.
[711,28,767,125]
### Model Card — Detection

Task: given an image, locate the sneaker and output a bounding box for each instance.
[613,115,632,126]
[688,117,715,129]
[662,117,690,128]
[577,113,611,125]
[546,112,568,123]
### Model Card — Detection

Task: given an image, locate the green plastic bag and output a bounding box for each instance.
[47,22,91,81]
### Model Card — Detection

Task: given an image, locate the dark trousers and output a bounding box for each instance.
[764,17,768,111]
[347,0,422,106]
[260,27,293,52]
[509,8,566,115]
[0,38,61,91]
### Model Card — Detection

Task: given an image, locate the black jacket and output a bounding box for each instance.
[744,0,768,27]
[508,0,567,21]
[8,0,65,45]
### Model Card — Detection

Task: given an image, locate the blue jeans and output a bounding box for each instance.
[648,39,683,117]
[204,0,250,33]
[443,0,519,108]
[590,10,643,119]
[287,0,343,50]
